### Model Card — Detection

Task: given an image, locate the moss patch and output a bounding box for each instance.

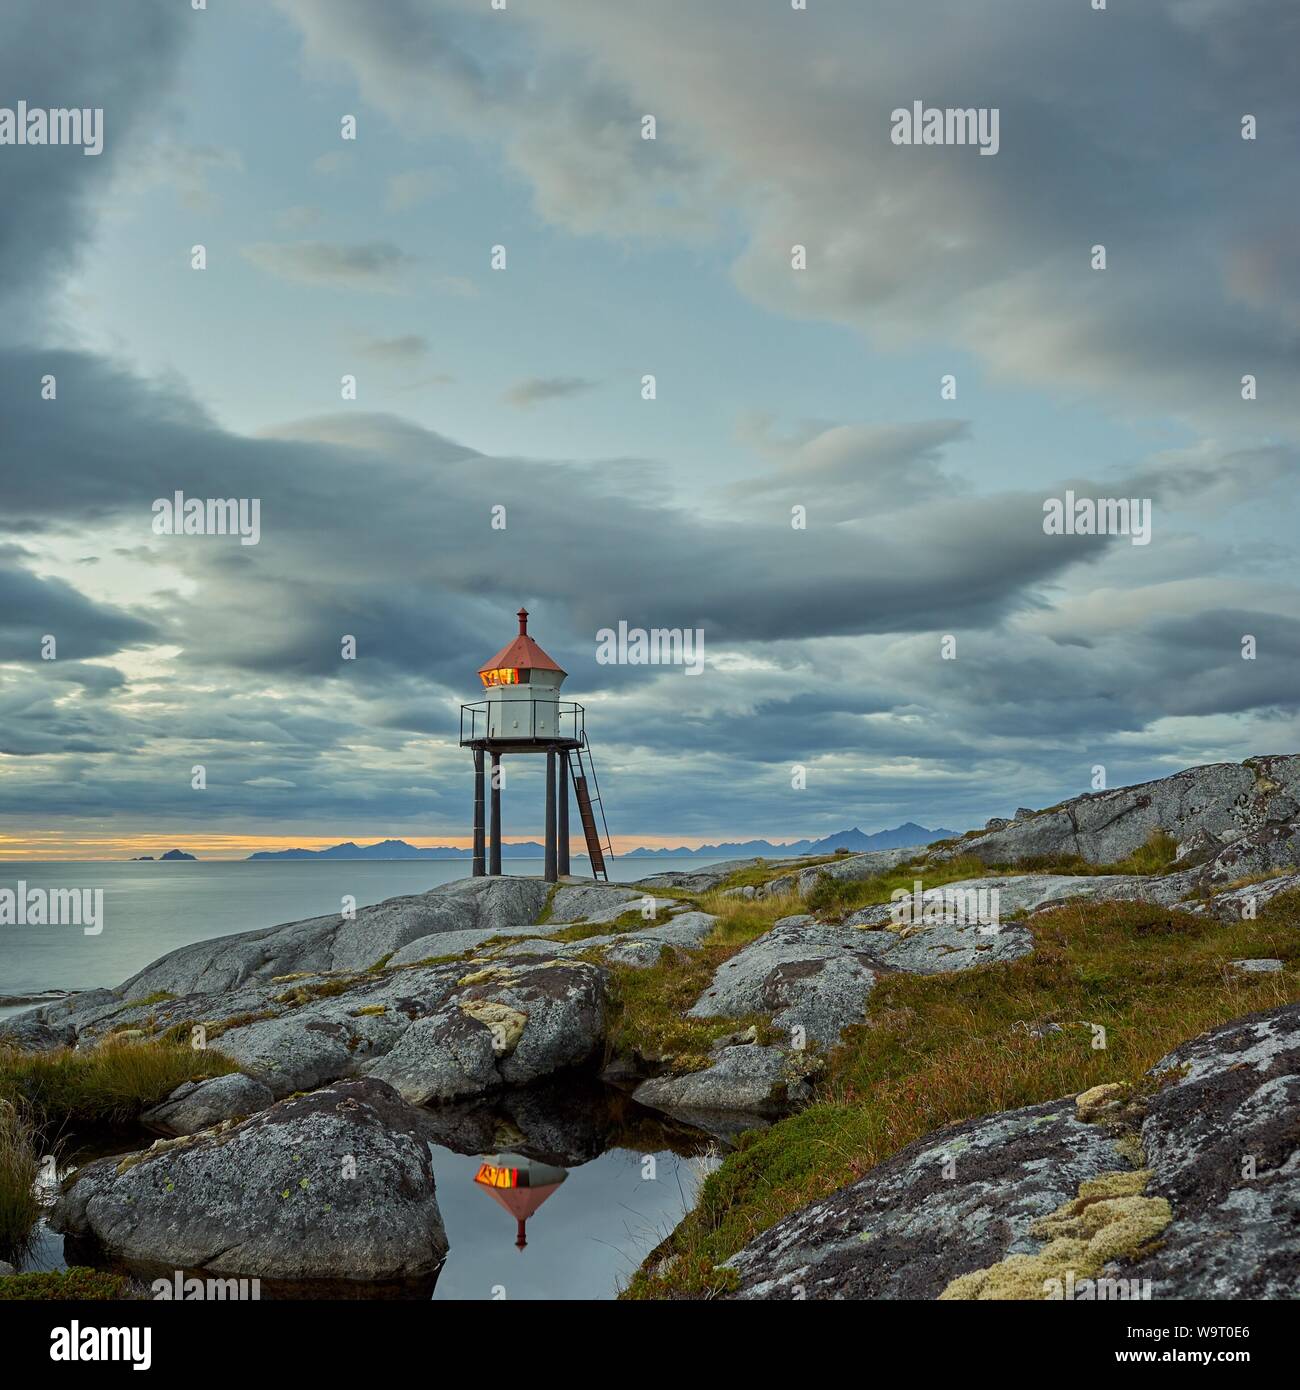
[939,1169,1170,1300]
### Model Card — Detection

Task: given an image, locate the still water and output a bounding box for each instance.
[20,1081,724,1300]
[0,857,719,997]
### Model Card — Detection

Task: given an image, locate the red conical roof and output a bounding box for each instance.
[478,607,566,676]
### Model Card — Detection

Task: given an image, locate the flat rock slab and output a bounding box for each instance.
[50,1078,449,1287]
[1231,958,1284,973]
[687,920,879,1048]
[843,872,1195,931]
[867,920,1034,975]
[494,911,719,970]
[759,847,924,900]
[725,1096,1127,1299]
[633,1045,807,1118]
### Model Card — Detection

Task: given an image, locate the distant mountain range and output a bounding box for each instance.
[246,839,554,861]
[621,824,957,859]
[240,825,956,862]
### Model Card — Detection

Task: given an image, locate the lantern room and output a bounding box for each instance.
[478,608,566,741]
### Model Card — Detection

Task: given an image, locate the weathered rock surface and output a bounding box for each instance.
[142,1073,275,1136]
[50,1079,449,1287]
[723,1003,1300,1299]
[0,1014,76,1051]
[634,1044,810,1118]
[365,959,607,1104]
[725,1095,1127,1298]
[494,911,718,970]
[939,755,1300,868]
[757,847,922,900]
[686,918,879,1048]
[1127,1005,1300,1298]
[114,876,553,999]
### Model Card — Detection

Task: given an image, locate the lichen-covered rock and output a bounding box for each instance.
[364,959,607,1104]
[686,921,879,1048]
[112,876,552,999]
[633,1044,809,1118]
[1231,958,1284,974]
[1127,1005,1300,1298]
[934,756,1300,867]
[1201,822,1300,884]
[142,1073,275,1136]
[758,848,921,900]
[725,1096,1129,1298]
[0,1014,76,1051]
[49,1078,449,1288]
[494,911,718,970]
[722,1002,1300,1300]
[843,872,1191,929]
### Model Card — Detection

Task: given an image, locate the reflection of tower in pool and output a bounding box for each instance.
[474,1153,569,1251]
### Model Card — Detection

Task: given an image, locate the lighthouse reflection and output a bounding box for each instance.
[474,1153,569,1251]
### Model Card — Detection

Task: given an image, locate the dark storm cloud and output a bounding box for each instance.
[0,550,156,662]
[0,0,189,325]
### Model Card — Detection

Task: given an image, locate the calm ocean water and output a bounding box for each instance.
[0,857,719,998]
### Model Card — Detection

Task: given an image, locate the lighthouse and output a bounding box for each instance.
[460,608,612,883]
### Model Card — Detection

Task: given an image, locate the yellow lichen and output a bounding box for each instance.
[1075,1082,1127,1120]
[938,1169,1171,1301]
[457,966,514,987]
[458,999,528,1054]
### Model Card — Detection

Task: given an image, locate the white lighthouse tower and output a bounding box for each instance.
[460,608,612,883]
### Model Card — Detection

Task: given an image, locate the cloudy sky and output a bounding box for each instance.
[2,0,1298,859]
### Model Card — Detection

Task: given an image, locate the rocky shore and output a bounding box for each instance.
[5,753,1300,1297]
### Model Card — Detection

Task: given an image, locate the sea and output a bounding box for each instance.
[0,857,721,1001]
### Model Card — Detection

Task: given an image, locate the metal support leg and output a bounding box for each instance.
[557,751,570,878]
[489,753,502,876]
[544,749,557,883]
[472,748,485,876]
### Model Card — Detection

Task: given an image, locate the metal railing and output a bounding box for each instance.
[459,698,586,745]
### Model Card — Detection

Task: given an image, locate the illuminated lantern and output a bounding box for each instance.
[474,1153,569,1251]
[460,608,612,884]
[478,607,567,741]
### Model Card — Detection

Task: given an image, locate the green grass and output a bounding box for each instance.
[0,1037,237,1257]
[0,1103,41,1259]
[622,889,1300,1298]
[0,1039,238,1134]
[0,1267,133,1301]
[598,889,801,1070]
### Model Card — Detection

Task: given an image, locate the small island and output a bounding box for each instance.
[130,849,198,861]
